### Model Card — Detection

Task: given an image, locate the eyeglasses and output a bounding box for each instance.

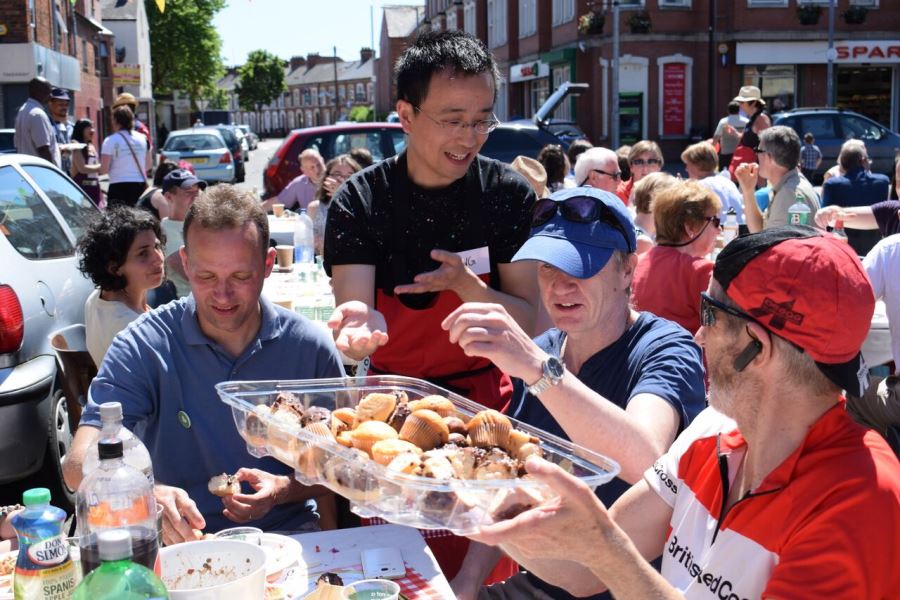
[412,105,500,135]
[753,147,768,155]
[706,216,722,229]
[700,292,759,328]
[630,158,662,166]
[532,197,635,253]
[580,168,622,186]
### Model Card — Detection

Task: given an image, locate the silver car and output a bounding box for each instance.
[0,154,98,510]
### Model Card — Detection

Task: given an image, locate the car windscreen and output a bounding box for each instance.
[0,165,74,259]
[164,135,224,152]
[22,165,98,240]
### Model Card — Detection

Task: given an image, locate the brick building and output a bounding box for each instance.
[375,4,426,118]
[412,0,898,161]
[1,0,115,146]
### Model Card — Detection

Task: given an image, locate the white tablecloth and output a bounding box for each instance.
[268,215,296,246]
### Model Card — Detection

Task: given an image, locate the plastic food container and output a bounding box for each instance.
[216,376,620,534]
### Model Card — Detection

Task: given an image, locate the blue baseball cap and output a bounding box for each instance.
[49,88,70,101]
[162,169,207,193]
[512,187,636,279]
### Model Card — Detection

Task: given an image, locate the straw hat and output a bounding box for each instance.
[510,155,549,198]
[732,85,765,105]
[113,92,138,109]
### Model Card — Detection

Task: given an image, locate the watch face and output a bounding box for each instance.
[546,356,565,379]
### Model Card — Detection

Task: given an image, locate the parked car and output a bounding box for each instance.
[264,120,565,198]
[772,107,900,184]
[510,81,590,146]
[0,129,14,154]
[196,125,246,183]
[237,124,259,150]
[159,129,236,184]
[0,154,100,510]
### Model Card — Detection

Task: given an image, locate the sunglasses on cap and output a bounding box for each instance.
[532,196,635,253]
[631,158,662,166]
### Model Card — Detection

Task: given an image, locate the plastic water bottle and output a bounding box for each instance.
[76,441,159,578]
[832,217,849,243]
[82,403,153,485]
[787,191,811,226]
[71,530,167,600]
[722,208,739,245]
[11,488,79,600]
[293,209,315,263]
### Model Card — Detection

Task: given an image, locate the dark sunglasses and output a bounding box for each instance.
[706,216,722,229]
[631,158,662,166]
[532,197,635,253]
[753,147,767,154]
[700,292,759,328]
[580,168,622,186]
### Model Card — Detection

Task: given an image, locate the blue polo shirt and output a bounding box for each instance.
[508,312,707,600]
[821,168,890,208]
[83,295,345,532]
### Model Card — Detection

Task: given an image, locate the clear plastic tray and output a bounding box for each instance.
[216,376,619,534]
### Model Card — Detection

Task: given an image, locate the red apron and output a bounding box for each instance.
[360,152,519,584]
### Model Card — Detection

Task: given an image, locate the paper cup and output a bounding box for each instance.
[342,579,401,599]
[276,245,294,271]
[272,203,285,217]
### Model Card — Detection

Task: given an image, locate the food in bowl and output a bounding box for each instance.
[160,539,266,596]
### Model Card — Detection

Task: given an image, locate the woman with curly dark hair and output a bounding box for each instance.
[537,144,570,193]
[77,206,165,366]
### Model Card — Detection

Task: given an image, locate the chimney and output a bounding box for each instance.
[360,47,374,63]
[289,55,306,72]
[305,53,340,68]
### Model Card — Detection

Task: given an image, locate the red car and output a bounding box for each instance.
[263,123,407,198]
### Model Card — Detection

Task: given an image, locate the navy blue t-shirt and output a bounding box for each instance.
[508,312,707,599]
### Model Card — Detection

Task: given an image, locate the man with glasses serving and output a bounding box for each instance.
[323,29,539,583]
[445,187,706,600]
[735,125,818,232]
[572,147,622,193]
[464,226,900,599]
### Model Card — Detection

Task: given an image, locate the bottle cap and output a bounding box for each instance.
[22,488,51,506]
[98,440,124,460]
[99,402,123,423]
[726,207,736,215]
[97,529,133,561]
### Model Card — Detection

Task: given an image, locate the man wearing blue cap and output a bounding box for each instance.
[48,88,77,174]
[445,187,707,600]
[161,169,207,298]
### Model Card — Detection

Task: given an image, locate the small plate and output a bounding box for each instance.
[0,549,17,600]
[261,533,302,581]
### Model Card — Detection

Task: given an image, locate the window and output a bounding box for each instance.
[303,88,311,106]
[0,166,75,260]
[81,40,88,71]
[849,0,877,5]
[22,166,98,241]
[743,65,796,112]
[790,115,837,140]
[356,83,365,102]
[447,10,457,30]
[464,0,477,35]
[841,115,883,141]
[528,79,549,117]
[367,83,374,104]
[552,65,572,121]
[659,0,691,6]
[551,0,575,25]
[487,0,507,48]
[519,0,536,38]
[747,0,787,6]
[388,129,408,155]
[338,85,345,103]
[618,0,645,7]
[334,132,385,160]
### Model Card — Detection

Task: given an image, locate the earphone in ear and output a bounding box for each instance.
[733,339,763,372]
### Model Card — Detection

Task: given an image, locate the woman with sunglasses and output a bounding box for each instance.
[616,140,664,205]
[632,181,722,333]
[307,154,361,256]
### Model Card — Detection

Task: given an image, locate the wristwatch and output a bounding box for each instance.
[527,356,566,396]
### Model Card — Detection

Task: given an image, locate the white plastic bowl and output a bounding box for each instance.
[159,539,266,599]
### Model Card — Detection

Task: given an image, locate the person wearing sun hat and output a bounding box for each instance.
[443,186,706,600]
[465,225,900,600]
[113,92,153,152]
[728,85,771,180]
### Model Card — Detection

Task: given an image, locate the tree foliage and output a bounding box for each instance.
[348,105,373,122]
[147,0,226,101]
[203,86,230,110]
[236,50,287,112]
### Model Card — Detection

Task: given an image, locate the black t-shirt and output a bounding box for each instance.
[324,153,536,292]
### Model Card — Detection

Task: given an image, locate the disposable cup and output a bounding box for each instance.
[272,203,285,217]
[342,579,401,599]
[276,245,294,271]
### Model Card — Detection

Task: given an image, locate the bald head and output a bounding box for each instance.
[28,77,51,103]
[574,147,621,193]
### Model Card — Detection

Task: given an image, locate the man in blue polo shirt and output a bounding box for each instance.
[443,187,706,600]
[65,185,344,544]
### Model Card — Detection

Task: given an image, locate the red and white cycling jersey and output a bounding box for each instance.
[645,403,900,600]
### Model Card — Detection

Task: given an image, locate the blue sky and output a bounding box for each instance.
[213,0,425,67]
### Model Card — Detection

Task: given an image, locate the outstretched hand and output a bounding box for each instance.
[328,301,388,361]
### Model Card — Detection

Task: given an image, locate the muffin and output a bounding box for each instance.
[409,395,456,418]
[386,452,423,475]
[448,432,468,446]
[443,416,468,436]
[208,473,241,497]
[386,400,412,433]
[467,410,512,448]
[323,450,379,502]
[473,448,519,480]
[244,405,269,447]
[353,392,399,427]
[301,406,331,427]
[489,484,545,521]
[335,431,355,448]
[371,439,422,466]
[331,408,356,436]
[350,420,399,457]
[399,409,450,451]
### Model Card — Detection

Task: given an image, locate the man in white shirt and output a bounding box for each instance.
[14,77,59,166]
[573,147,622,194]
[160,170,206,297]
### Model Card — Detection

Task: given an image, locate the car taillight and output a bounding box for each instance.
[159,153,168,162]
[0,285,24,354]
[220,151,232,164]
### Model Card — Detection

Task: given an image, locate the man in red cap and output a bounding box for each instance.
[469,226,900,599]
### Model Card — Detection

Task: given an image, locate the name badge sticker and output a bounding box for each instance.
[456,246,491,276]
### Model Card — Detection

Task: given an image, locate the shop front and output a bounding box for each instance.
[510,59,550,119]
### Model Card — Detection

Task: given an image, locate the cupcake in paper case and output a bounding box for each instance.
[467,409,512,448]
[399,409,450,451]
[408,395,456,418]
[353,391,404,427]
[371,439,422,466]
[324,449,380,502]
[386,452,423,475]
[350,420,399,457]
[331,407,356,436]
[296,420,335,479]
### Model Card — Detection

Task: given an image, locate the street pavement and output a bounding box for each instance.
[236,136,284,197]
